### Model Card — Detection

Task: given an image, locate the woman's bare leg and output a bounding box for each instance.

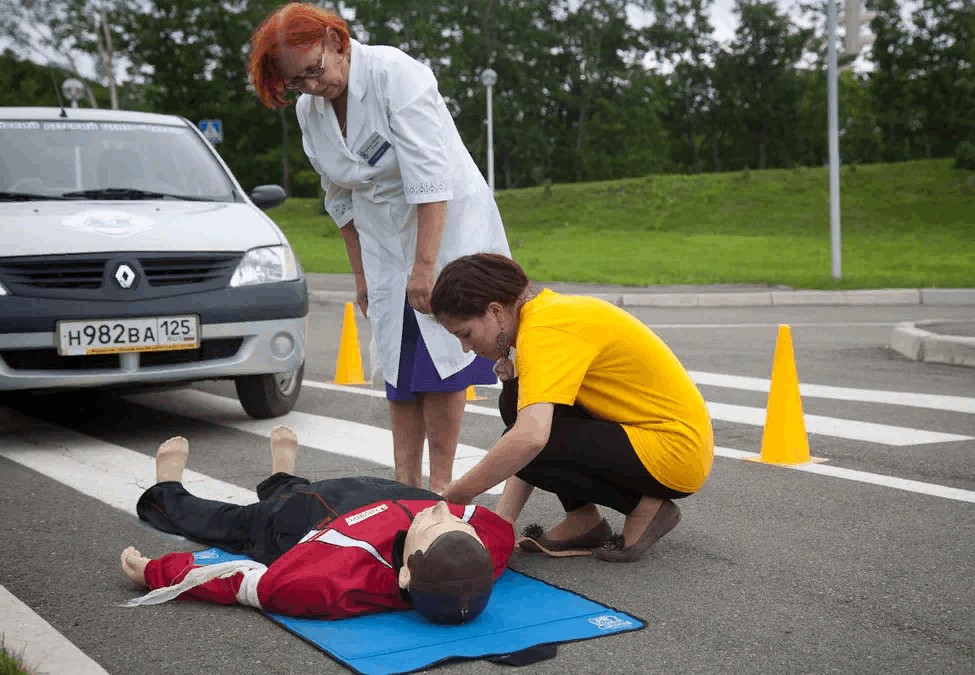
[542,503,604,540]
[495,476,535,524]
[420,390,466,494]
[389,398,425,487]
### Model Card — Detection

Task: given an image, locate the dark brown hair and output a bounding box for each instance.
[407,530,495,624]
[431,253,529,321]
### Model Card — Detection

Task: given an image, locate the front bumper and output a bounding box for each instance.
[0,278,309,391]
[0,316,307,391]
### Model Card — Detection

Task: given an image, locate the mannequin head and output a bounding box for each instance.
[397,502,494,624]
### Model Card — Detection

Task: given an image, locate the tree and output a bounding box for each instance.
[0,0,130,108]
[723,0,813,170]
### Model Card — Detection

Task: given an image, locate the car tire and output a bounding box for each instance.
[235,361,304,419]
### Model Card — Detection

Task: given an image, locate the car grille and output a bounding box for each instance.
[140,255,240,287]
[0,253,242,296]
[1,338,244,371]
[0,257,108,290]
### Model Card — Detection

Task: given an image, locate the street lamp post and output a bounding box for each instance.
[827,0,842,279]
[480,68,497,193]
[62,78,85,190]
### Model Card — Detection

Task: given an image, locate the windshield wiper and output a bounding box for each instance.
[60,188,173,200]
[0,191,69,201]
[60,188,224,202]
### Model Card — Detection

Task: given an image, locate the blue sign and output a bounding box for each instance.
[198,119,223,144]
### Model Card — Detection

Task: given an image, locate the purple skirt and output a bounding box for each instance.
[385,297,497,401]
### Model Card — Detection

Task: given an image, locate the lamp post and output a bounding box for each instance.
[61,78,84,109]
[480,68,497,193]
[827,0,841,279]
[62,78,85,190]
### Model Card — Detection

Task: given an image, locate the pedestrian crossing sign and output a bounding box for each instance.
[198,119,223,144]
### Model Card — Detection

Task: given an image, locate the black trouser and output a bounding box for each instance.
[499,378,691,515]
[137,475,439,566]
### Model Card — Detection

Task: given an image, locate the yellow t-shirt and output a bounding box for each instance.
[515,289,713,493]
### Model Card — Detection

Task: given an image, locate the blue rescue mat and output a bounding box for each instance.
[193,548,645,675]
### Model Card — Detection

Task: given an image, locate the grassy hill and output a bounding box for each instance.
[269,158,975,289]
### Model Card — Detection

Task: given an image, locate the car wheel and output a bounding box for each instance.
[234,362,304,419]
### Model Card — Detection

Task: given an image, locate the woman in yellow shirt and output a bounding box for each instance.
[434,253,714,562]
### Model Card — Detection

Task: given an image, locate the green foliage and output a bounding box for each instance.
[272,158,975,289]
[0,637,34,675]
[4,0,974,191]
[955,141,975,171]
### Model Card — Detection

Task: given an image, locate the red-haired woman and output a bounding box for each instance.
[248,3,510,494]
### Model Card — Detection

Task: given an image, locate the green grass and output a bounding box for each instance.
[0,638,34,675]
[268,158,975,289]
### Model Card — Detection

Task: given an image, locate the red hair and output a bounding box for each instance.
[248,3,350,109]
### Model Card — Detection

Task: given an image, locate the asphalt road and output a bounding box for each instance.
[1,298,973,675]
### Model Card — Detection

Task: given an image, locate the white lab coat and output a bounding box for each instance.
[296,40,510,388]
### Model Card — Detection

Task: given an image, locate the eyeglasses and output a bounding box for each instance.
[282,47,326,93]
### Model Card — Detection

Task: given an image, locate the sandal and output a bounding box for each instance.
[519,518,613,553]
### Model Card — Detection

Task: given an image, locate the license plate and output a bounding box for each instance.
[57,315,199,356]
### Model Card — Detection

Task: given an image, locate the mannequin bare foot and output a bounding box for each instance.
[155,436,189,482]
[270,425,298,475]
[121,546,150,587]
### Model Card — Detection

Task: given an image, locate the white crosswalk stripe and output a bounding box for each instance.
[125,389,503,494]
[306,380,973,446]
[0,408,257,514]
[1,366,972,515]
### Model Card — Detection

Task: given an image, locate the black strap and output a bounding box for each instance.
[485,643,559,666]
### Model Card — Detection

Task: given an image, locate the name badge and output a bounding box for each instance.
[357,132,391,166]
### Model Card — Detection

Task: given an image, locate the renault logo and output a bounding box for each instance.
[114,264,136,289]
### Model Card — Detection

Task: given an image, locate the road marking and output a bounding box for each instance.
[688,370,975,415]
[706,401,970,445]
[0,408,256,515]
[303,380,972,446]
[644,321,899,329]
[125,390,503,494]
[323,371,975,415]
[716,447,975,503]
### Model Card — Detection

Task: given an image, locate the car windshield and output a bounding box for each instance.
[0,119,237,202]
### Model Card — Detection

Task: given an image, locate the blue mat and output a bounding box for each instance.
[192,548,645,675]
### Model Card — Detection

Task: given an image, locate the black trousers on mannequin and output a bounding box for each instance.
[499,378,690,515]
[137,476,438,566]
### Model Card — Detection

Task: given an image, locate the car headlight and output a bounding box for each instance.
[229,245,301,287]
[0,280,8,296]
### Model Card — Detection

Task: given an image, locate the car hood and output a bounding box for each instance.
[2,201,284,255]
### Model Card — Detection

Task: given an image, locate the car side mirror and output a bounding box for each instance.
[250,184,287,211]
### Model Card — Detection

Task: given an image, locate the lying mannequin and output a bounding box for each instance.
[121,427,514,624]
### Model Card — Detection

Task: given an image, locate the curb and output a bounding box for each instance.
[890,320,975,368]
[0,584,110,675]
[310,287,975,308]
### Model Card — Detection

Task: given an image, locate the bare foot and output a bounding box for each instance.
[120,546,150,587]
[270,425,298,475]
[543,504,603,541]
[155,436,189,482]
[621,496,664,547]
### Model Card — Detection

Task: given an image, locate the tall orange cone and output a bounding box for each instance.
[331,302,368,385]
[754,325,817,465]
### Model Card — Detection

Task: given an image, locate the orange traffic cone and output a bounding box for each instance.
[330,302,368,385]
[748,325,826,466]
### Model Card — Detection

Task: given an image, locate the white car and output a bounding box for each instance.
[0,106,307,418]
